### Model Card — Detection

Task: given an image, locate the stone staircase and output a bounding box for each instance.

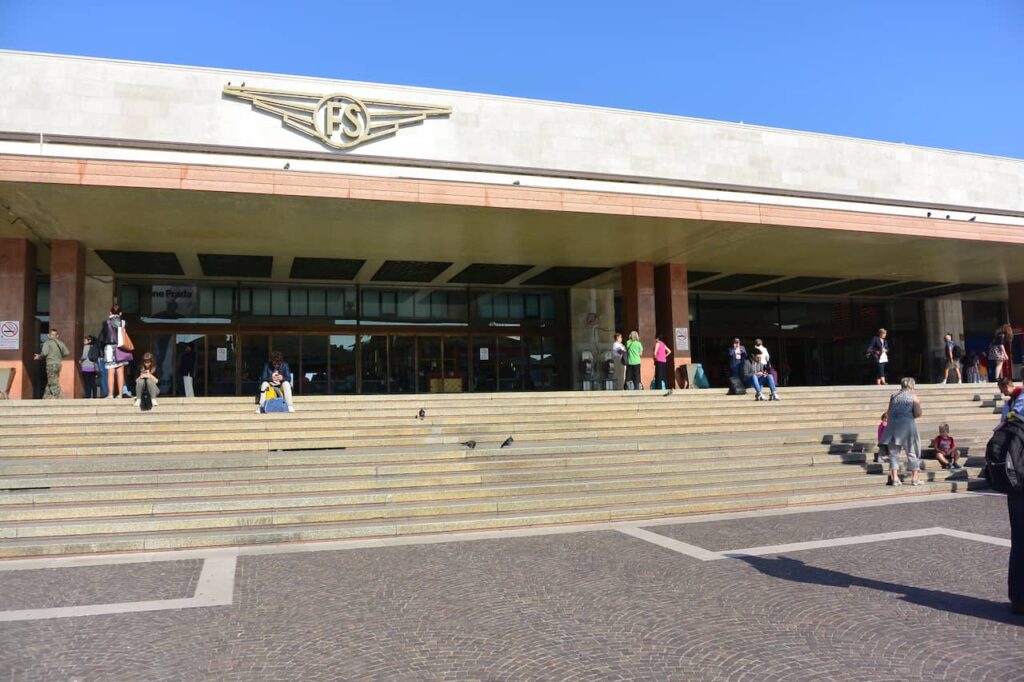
[0,384,1001,558]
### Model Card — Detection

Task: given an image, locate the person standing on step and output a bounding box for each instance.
[179,343,196,398]
[728,338,748,379]
[79,335,99,398]
[653,334,672,391]
[741,349,779,401]
[612,332,627,391]
[995,377,1024,615]
[134,352,159,408]
[940,333,962,384]
[98,304,131,398]
[989,324,1013,382]
[867,328,890,385]
[754,338,770,365]
[878,377,923,486]
[624,331,643,391]
[260,351,296,412]
[34,328,70,399]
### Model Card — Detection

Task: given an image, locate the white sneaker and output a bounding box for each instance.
[940,380,947,385]
[287,406,295,413]
[151,400,158,407]
[133,399,140,407]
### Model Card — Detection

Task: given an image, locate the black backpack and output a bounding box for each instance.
[984,418,1024,493]
[951,343,962,360]
[140,382,153,412]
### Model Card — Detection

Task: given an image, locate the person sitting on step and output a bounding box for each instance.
[741,350,779,401]
[259,351,295,413]
[932,423,963,470]
[133,352,159,408]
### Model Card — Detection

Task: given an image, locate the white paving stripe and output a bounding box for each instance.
[0,555,237,622]
[618,525,1011,561]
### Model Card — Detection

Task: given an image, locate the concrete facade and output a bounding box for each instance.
[1,50,1023,215]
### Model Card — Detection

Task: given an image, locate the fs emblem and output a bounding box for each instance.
[223,84,451,150]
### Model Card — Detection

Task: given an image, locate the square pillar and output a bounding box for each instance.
[0,238,38,399]
[654,263,690,388]
[1008,282,1024,333]
[621,261,656,388]
[50,240,86,398]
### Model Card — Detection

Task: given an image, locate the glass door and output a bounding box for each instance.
[240,335,269,396]
[206,334,236,396]
[443,336,468,393]
[390,336,416,393]
[330,335,357,393]
[360,335,388,393]
[175,334,205,397]
[302,336,329,395]
[497,335,524,391]
[472,336,497,392]
[417,336,443,393]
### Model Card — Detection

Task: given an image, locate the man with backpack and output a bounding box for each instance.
[33,328,71,399]
[940,333,962,384]
[990,377,1024,614]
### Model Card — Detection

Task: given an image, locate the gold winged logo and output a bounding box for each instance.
[223,84,452,150]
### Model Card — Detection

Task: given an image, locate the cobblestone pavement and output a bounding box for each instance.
[1,494,1022,681]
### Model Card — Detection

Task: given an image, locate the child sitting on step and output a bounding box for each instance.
[932,423,964,470]
[874,413,888,463]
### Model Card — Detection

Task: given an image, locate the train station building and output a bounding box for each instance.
[1,50,1023,398]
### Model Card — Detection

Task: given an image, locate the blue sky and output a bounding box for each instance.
[1,0,1022,158]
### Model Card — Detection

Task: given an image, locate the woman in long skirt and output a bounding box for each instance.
[878,377,923,486]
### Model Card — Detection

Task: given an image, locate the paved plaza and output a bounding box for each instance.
[1,493,1022,681]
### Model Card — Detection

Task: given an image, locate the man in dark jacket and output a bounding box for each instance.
[728,338,748,378]
[741,350,779,401]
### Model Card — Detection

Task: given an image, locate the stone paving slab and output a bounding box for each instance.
[0,559,201,611]
[0,494,1020,681]
[650,494,1012,550]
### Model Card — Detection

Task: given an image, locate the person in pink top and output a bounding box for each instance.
[874,413,888,463]
[653,334,673,392]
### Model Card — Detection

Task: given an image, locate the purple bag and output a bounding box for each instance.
[114,348,133,363]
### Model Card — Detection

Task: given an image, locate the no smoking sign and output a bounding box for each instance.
[0,321,21,350]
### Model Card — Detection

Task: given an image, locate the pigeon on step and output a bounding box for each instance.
[417,408,426,420]
[500,436,514,448]
[461,440,477,449]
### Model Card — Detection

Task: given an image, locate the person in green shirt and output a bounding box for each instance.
[624,330,643,390]
[34,328,71,399]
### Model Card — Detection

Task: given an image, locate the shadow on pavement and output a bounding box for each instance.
[740,555,1022,626]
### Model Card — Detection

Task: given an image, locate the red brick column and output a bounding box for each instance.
[621,261,656,388]
[50,240,86,398]
[0,238,38,399]
[655,263,691,388]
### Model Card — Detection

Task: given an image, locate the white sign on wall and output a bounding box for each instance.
[674,327,689,353]
[216,347,228,362]
[479,347,489,361]
[0,321,21,350]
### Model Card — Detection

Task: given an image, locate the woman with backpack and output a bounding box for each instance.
[624,331,643,391]
[98,304,132,398]
[79,335,99,398]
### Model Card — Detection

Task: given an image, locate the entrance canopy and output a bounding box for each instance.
[0,159,1021,296]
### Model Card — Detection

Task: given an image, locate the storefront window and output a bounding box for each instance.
[330,335,357,394]
[360,335,388,393]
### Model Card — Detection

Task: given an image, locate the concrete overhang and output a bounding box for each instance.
[0,156,1020,293]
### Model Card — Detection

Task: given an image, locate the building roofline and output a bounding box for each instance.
[1,48,1021,165]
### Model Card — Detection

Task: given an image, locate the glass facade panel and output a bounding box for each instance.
[330,335,357,394]
[251,288,270,315]
[207,334,236,396]
[389,336,416,393]
[149,334,175,396]
[360,335,388,393]
[176,334,205,397]
[526,336,559,390]
[214,288,233,316]
[417,336,443,393]
[472,336,497,392]
[497,335,524,391]
[271,288,289,316]
[301,336,328,395]
[289,289,308,317]
[444,336,469,393]
[239,335,268,396]
[308,289,326,317]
